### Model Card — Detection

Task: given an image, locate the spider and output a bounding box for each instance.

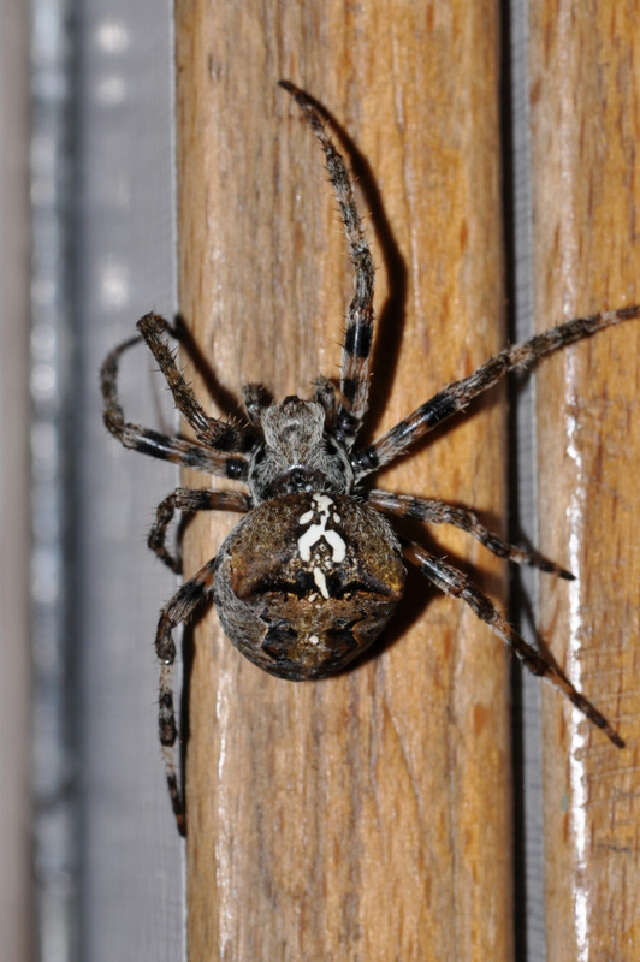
[101,80,638,835]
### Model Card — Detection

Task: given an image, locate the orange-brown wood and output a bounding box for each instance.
[175,3,511,959]
[529,3,640,960]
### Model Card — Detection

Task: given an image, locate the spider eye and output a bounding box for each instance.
[289,468,307,489]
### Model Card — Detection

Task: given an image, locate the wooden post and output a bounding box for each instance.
[175,3,510,959]
[529,4,640,960]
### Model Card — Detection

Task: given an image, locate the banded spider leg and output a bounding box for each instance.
[402,542,624,748]
[284,80,639,746]
[353,305,640,475]
[101,315,252,833]
[100,312,250,481]
[280,81,375,448]
[355,304,640,747]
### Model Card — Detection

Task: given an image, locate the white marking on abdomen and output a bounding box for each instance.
[298,493,347,565]
[313,568,329,599]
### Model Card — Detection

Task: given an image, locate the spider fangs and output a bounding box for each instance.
[101,80,638,833]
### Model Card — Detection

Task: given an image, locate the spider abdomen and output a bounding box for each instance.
[213,492,406,679]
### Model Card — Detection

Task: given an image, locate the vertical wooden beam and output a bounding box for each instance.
[529,3,640,960]
[175,2,510,959]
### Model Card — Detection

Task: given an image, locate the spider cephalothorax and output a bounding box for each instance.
[247,395,354,500]
[101,80,637,834]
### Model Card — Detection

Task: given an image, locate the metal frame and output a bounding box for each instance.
[30,1,183,960]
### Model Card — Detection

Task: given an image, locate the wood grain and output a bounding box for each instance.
[529,3,640,960]
[175,3,510,959]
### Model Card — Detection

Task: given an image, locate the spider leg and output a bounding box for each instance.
[241,383,272,426]
[155,557,217,835]
[370,490,573,579]
[313,376,339,428]
[279,81,374,448]
[137,312,245,450]
[353,304,640,476]
[403,540,624,748]
[100,330,249,480]
[149,487,250,573]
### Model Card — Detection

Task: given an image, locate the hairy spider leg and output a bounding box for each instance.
[241,383,273,426]
[280,81,374,448]
[403,541,624,748]
[354,304,640,476]
[369,490,574,579]
[149,487,250,573]
[100,326,250,480]
[312,376,340,425]
[155,557,218,835]
[137,312,246,450]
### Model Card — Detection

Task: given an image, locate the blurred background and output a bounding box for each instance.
[1,1,183,960]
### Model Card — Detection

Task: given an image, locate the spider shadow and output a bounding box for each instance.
[344,503,575,676]
[508,568,622,749]
[171,313,248,427]
[338,513,510,674]
[285,88,407,441]
[168,89,407,438]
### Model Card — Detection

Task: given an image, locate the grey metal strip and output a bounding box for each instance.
[31,1,185,959]
[507,0,546,959]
